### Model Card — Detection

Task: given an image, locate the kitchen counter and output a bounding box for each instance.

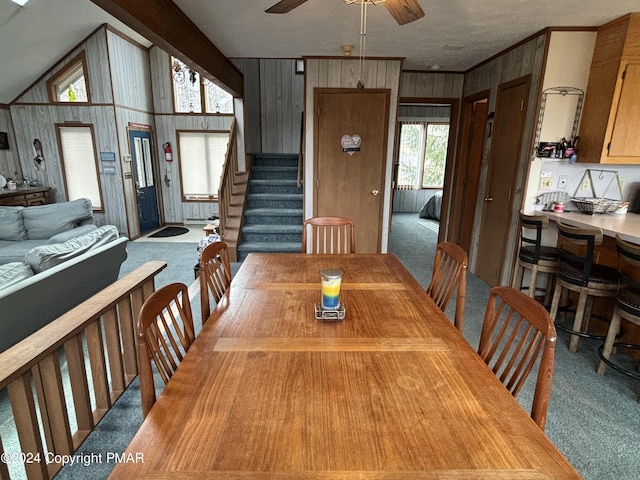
[542,210,640,243]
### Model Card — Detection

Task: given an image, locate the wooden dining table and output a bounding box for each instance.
[109,253,580,479]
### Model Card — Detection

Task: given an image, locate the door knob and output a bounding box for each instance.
[484,196,494,202]
[371,189,380,196]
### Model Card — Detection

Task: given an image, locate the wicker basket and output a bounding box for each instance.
[570,197,621,215]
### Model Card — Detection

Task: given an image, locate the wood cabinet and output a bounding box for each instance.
[578,13,640,164]
[0,187,52,207]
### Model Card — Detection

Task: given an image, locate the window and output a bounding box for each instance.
[171,57,233,114]
[57,124,102,210]
[397,121,450,189]
[177,131,229,201]
[47,52,90,103]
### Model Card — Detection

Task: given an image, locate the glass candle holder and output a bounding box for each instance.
[321,269,343,310]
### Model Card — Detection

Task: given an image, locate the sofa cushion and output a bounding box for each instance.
[25,225,119,273]
[0,206,27,241]
[0,239,48,265]
[22,198,94,240]
[48,224,98,244]
[0,262,34,290]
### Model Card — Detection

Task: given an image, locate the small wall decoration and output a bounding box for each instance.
[341,134,361,155]
[0,132,8,150]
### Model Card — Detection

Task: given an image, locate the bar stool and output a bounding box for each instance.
[597,235,640,381]
[549,223,625,353]
[513,213,560,306]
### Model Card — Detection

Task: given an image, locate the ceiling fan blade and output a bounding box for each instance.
[265,0,310,14]
[384,0,425,25]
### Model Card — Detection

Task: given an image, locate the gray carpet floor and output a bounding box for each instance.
[4,213,640,479]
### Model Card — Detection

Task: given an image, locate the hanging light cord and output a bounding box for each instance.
[358,1,367,89]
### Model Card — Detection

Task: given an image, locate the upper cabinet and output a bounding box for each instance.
[578,13,640,164]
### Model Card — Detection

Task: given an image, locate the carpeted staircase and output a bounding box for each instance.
[237,153,303,261]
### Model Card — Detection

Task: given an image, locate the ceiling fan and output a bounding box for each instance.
[265,0,425,26]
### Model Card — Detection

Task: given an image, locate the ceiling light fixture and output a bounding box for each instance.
[10,0,30,6]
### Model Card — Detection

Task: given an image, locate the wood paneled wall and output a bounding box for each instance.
[10,104,127,232]
[304,57,402,252]
[16,29,113,105]
[400,72,464,99]
[461,33,548,282]
[232,58,304,155]
[0,107,19,180]
[9,27,156,237]
[149,46,235,225]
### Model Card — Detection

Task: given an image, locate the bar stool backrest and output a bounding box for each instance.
[616,235,640,288]
[518,213,550,264]
[556,223,603,287]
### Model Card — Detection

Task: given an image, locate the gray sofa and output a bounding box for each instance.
[0,198,96,264]
[0,199,129,352]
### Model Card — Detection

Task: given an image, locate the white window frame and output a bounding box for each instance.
[57,124,103,210]
[177,130,229,201]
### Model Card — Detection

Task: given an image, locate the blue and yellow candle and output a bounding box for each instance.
[321,269,343,310]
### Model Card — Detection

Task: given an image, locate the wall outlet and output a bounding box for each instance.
[581,177,591,191]
[558,175,568,189]
[619,177,626,190]
[539,177,553,190]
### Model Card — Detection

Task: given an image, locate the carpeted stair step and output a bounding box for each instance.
[249,179,301,195]
[241,224,303,243]
[252,153,299,168]
[237,241,302,262]
[251,166,298,181]
[247,193,303,210]
[244,208,303,225]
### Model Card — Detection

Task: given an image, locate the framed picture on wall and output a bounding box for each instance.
[0,132,8,150]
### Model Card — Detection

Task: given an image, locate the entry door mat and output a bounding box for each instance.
[148,226,190,238]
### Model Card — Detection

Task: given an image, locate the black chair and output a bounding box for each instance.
[597,235,640,388]
[512,213,560,306]
[549,223,625,353]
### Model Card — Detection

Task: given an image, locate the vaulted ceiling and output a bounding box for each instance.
[1,0,639,103]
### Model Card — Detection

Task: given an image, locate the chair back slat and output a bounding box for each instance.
[302,216,356,254]
[426,242,467,332]
[137,282,195,417]
[200,241,232,324]
[478,286,557,430]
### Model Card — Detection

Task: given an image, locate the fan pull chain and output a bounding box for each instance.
[358,1,367,89]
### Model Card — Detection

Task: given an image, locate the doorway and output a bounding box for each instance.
[314,89,390,253]
[390,100,457,251]
[449,93,489,255]
[475,76,531,286]
[129,129,160,234]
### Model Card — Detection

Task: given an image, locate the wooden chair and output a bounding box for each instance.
[549,223,624,352]
[302,216,356,254]
[426,242,467,332]
[137,282,195,418]
[200,241,232,324]
[479,286,557,430]
[512,213,560,306]
[597,235,640,381]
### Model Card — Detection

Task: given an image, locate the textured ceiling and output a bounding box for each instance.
[0,0,639,103]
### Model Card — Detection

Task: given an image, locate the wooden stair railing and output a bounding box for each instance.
[0,261,166,480]
[218,118,250,262]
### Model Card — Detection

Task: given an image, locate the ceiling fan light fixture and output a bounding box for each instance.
[341,45,355,56]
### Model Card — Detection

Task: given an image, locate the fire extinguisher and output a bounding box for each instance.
[163,142,173,162]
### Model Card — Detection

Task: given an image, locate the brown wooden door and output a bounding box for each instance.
[314,89,389,253]
[449,96,488,254]
[475,77,530,286]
